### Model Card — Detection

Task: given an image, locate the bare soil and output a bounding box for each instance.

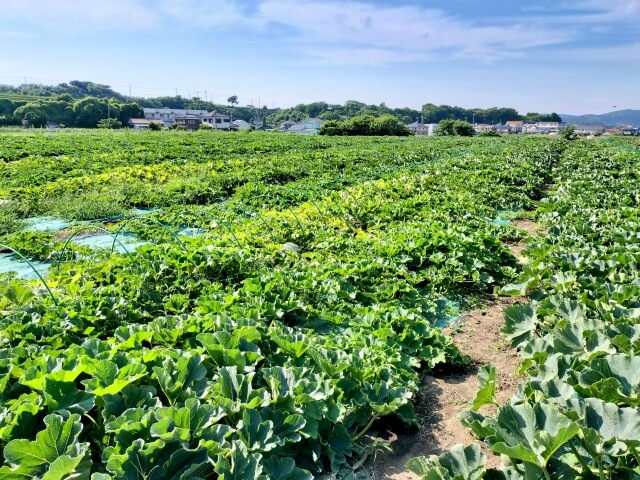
[363,222,540,479]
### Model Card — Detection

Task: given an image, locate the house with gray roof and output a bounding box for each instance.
[285,118,325,135]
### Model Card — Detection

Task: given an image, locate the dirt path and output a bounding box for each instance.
[364,220,539,479]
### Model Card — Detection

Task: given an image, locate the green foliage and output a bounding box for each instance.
[479,130,501,137]
[320,114,412,136]
[13,103,48,127]
[97,118,123,129]
[436,120,475,137]
[53,191,128,221]
[560,124,577,140]
[0,203,25,236]
[148,121,163,131]
[0,131,581,478]
[414,138,640,479]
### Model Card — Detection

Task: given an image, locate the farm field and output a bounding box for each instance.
[0,131,639,479]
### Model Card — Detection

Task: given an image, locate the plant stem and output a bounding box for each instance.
[353,415,378,442]
[568,442,592,473]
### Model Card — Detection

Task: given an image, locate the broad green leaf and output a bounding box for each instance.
[406,444,486,480]
[236,409,278,452]
[2,284,35,307]
[0,414,89,479]
[574,354,640,406]
[83,360,147,397]
[471,364,497,412]
[153,354,208,404]
[42,379,95,415]
[502,304,539,347]
[105,439,210,480]
[215,440,265,480]
[486,403,580,469]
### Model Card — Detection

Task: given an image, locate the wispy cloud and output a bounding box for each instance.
[1,0,638,65]
[256,1,571,64]
[0,0,160,30]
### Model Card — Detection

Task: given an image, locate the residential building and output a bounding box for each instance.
[573,124,606,135]
[522,124,552,134]
[621,125,639,136]
[201,111,231,130]
[233,119,251,130]
[143,108,209,127]
[278,120,297,132]
[286,118,325,135]
[174,114,201,131]
[406,121,437,136]
[474,124,493,134]
[492,124,511,134]
[127,118,164,130]
[505,120,523,133]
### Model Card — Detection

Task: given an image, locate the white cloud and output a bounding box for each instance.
[2,0,636,65]
[257,1,571,63]
[0,0,160,30]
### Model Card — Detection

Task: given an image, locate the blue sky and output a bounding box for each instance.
[1,0,639,114]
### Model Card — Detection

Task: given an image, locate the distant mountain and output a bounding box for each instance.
[560,109,640,127]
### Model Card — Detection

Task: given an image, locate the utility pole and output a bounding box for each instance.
[129,85,132,98]
[175,88,178,97]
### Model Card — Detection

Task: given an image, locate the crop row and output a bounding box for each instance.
[408,138,640,479]
[0,133,579,478]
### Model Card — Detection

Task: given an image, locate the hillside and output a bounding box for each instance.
[561,109,640,126]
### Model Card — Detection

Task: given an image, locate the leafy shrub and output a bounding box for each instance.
[436,119,475,136]
[479,130,501,137]
[320,114,412,136]
[97,118,123,129]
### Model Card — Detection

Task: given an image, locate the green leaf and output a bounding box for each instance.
[0,414,89,479]
[2,284,36,307]
[502,304,539,347]
[83,360,147,397]
[215,440,265,480]
[406,444,486,480]
[236,409,278,452]
[264,457,312,480]
[471,364,497,412]
[486,403,580,469]
[105,439,210,480]
[153,354,208,404]
[42,379,95,415]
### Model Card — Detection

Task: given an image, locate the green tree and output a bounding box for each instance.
[373,114,412,136]
[96,118,123,129]
[41,100,75,125]
[13,103,48,127]
[118,102,144,123]
[436,119,475,136]
[73,97,118,128]
[227,95,239,107]
[560,124,577,140]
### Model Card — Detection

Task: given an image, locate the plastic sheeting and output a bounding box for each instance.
[178,227,207,238]
[73,233,149,253]
[0,253,50,280]
[25,216,73,232]
[432,297,462,329]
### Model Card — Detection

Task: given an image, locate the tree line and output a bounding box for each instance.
[0,80,563,129]
[266,100,562,126]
